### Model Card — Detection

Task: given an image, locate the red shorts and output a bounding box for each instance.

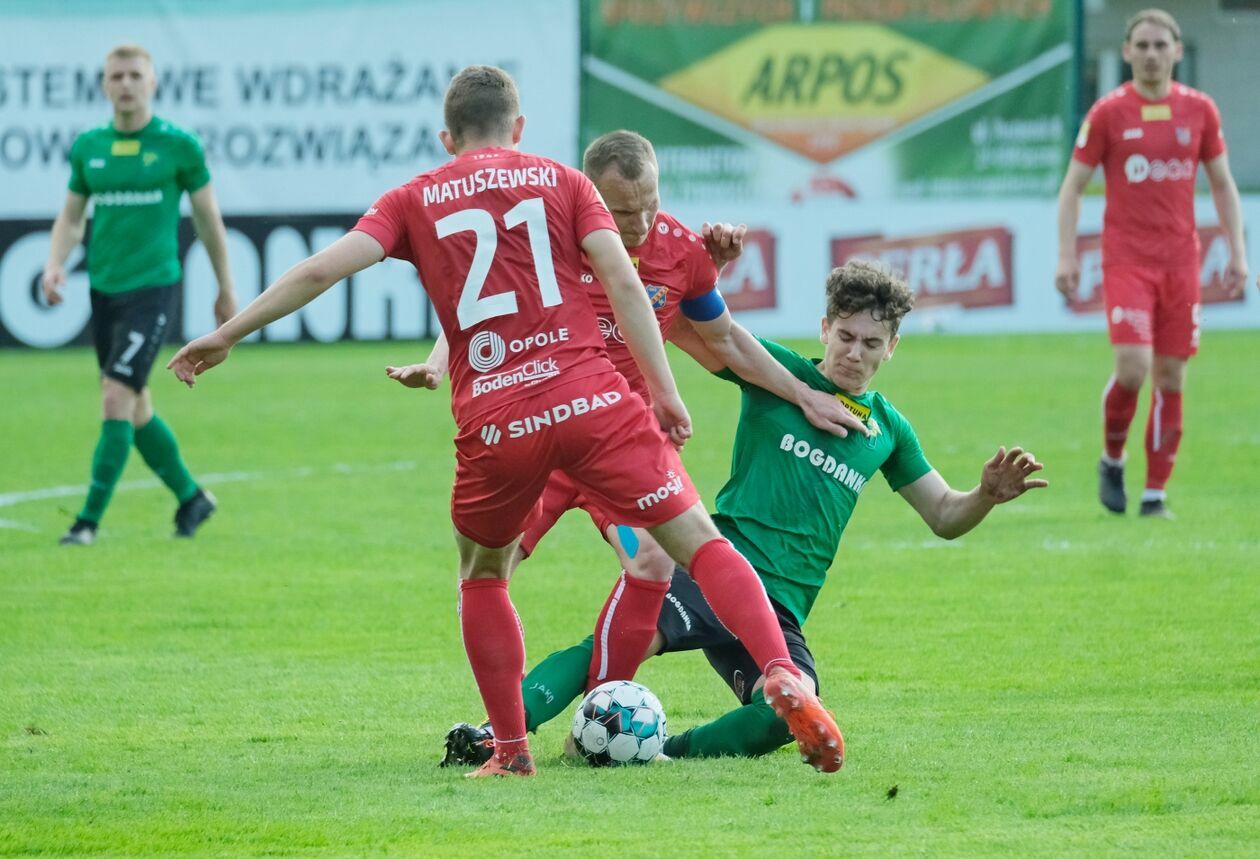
[1102,263,1201,357]
[450,373,699,548]
[517,471,614,558]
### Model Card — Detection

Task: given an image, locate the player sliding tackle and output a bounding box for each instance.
[389,131,868,715]
[442,261,1048,768]
[169,67,853,776]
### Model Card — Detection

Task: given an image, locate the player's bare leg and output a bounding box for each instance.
[455,531,536,778]
[648,503,844,772]
[1100,345,1151,514]
[1141,354,1186,518]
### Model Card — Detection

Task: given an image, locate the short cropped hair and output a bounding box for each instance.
[583,130,657,181]
[443,65,520,146]
[825,260,915,335]
[106,44,152,65]
[1125,8,1181,42]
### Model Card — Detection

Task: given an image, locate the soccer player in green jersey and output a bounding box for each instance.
[41,44,236,546]
[442,260,1047,767]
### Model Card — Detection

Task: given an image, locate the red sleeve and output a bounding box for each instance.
[353,185,413,261]
[567,167,618,245]
[1200,96,1226,162]
[687,238,720,300]
[1072,100,1108,168]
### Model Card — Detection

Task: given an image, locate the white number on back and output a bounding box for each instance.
[436,197,563,331]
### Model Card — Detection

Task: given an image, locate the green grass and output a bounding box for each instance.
[2,332,1258,856]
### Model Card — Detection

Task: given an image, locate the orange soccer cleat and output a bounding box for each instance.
[763,667,845,773]
[464,747,537,778]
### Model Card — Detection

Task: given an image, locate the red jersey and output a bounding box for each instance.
[354,147,620,426]
[584,211,719,401]
[1073,81,1226,266]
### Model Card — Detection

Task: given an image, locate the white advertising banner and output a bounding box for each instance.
[0,0,579,347]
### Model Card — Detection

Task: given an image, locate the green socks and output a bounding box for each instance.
[79,419,134,524]
[134,415,199,503]
[662,689,792,759]
[522,636,595,733]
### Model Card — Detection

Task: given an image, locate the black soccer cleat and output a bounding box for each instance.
[1098,459,1126,514]
[439,722,495,768]
[58,518,97,546]
[1139,498,1174,520]
[174,488,217,538]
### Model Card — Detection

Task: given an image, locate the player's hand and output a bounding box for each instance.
[167,331,233,388]
[1053,257,1079,302]
[213,290,239,327]
[41,265,66,306]
[979,446,1048,504]
[385,363,443,390]
[652,390,693,448]
[701,222,747,271]
[797,386,867,438]
[1223,256,1248,299]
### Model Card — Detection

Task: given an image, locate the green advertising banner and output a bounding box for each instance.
[581,0,1077,202]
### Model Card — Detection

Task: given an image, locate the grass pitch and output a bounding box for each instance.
[2,332,1258,856]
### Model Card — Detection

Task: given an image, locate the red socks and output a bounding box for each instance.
[688,538,798,678]
[1145,388,1183,492]
[1103,377,1140,460]
[459,579,528,750]
[588,572,669,689]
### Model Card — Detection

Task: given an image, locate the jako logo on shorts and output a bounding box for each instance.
[480,391,623,444]
[636,470,685,510]
[779,433,868,493]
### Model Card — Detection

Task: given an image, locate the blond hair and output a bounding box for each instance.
[1125,9,1181,42]
[105,44,153,65]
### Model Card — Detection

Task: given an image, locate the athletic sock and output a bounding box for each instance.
[522,637,594,733]
[1144,388,1183,492]
[459,579,528,747]
[688,538,797,678]
[1103,376,1140,461]
[662,690,792,759]
[78,419,134,525]
[134,415,199,503]
[587,572,669,689]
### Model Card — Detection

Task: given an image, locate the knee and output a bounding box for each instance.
[1153,360,1186,392]
[624,538,675,583]
[100,380,137,421]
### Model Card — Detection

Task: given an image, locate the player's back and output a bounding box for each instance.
[356,146,618,425]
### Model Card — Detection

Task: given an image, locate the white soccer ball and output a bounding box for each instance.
[571,680,667,766]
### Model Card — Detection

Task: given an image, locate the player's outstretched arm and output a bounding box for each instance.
[583,227,691,446]
[1054,160,1093,302]
[1203,154,1249,298]
[189,184,238,326]
[41,191,88,307]
[169,230,384,387]
[898,447,1048,540]
[683,312,866,438]
[386,331,449,390]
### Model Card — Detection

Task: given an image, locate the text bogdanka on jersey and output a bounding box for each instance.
[422,166,559,206]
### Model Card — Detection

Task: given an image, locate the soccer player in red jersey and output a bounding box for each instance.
[169,67,847,776]
[1056,8,1249,518]
[388,130,863,701]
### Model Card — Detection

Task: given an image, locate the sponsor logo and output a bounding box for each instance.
[88,158,105,169]
[719,228,777,312]
[469,330,507,372]
[495,390,623,440]
[93,189,163,207]
[834,392,871,422]
[468,327,569,388]
[1124,154,1194,184]
[142,151,158,167]
[779,433,868,493]
[110,139,141,156]
[1075,120,1091,149]
[365,206,378,216]
[1109,306,1153,341]
[597,315,624,344]
[831,226,1013,309]
[1122,127,1144,140]
[636,469,686,510]
[471,358,560,397]
[1176,126,1191,147]
[480,424,502,445]
[1141,104,1172,121]
[732,669,746,701]
[646,284,669,309]
[665,591,693,631]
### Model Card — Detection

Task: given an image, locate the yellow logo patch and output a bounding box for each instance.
[111,139,141,156]
[659,23,990,163]
[1075,120,1091,149]
[834,392,871,422]
[1141,104,1172,121]
[629,256,640,269]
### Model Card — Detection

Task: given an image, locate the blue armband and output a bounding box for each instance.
[679,288,727,322]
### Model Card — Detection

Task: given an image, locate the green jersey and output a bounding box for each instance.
[67,116,211,294]
[711,338,932,626]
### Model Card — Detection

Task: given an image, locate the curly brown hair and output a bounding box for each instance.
[825,260,915,335]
